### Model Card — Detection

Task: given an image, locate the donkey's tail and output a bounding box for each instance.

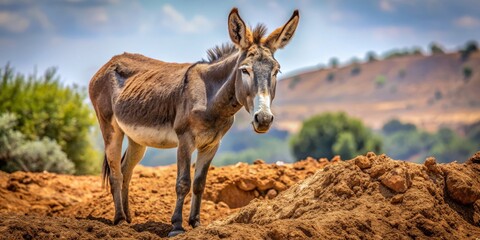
[102,151,127,189]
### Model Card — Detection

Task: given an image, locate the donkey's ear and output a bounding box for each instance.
[264,10,299,52]
[228,8,252,49]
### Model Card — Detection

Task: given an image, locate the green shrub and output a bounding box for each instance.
[351,65,361,76]
[332,132,356,159]
[463,66,473,80]
[366,51,377,62]
[0,113,74,173]
[375,75,387,87]
[290,112,382,160]
[329,57,339,68]
[382,119,417,135]
[429,42,445,54]
[327,72,335,82]
[0,65,100,174]
[289,76,301,89]
[460,40,479,61]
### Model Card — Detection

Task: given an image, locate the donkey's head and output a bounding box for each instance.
[228,8,299,133]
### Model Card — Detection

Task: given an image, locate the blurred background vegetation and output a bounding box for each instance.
[0,65,100,174]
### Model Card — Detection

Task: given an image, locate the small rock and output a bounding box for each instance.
[256,179,275,191]
[217,201,229,208]
[253,190,260,197]
[366,152,376,159]
[331,155,342,162]
[354,156,372,169]
[391,194,404,204]
[318,158,329,163]
[273,181,287,191]
[446,172,480,204]
[266,189,278,199]
[237,179,256,191]
[305,156,316,162]
[424,157,441,174]
[380,168,411,193]
[468,151,480,164]
[253,159,265,165]
[279,175,294,186]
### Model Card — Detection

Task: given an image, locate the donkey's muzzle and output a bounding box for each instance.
[252,111,274,133]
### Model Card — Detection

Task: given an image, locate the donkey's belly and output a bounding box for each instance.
[117,121,179,148]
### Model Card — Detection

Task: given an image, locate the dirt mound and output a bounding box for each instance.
[184,153,480,239]
[0,158,326,239]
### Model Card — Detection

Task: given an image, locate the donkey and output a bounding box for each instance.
[89,8,299,236]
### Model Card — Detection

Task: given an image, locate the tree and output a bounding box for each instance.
[429,42,445,55]
[460,40,479,61]
[366,51,377,62]
[290,112,382,160]
[463,66,473,81]
[382,119,416,135]
[332,132,356,159]
[329,57,339,68]
[0,65,100,174]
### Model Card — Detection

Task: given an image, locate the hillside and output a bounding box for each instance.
[0,153,479,239]
[274,52,480,132]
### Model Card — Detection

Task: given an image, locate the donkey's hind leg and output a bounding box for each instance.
[121,138,146,223]
[103,121,126,225]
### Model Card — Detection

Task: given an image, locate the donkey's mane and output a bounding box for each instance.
[204,24,268,64]
[252,23,267,44]
[205,43,237,63]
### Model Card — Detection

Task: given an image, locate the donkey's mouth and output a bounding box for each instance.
[252,121,270,134]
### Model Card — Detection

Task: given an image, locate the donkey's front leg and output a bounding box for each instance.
[168,136,195,237]
[188,144,219,228]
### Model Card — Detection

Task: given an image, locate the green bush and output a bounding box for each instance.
[460,40,478,61]
[0,113,74,173]
[327,72,335,82]
[463,66,473,80]
[0,65,99,174]
[375,75,387,88]
[382,119,416,135]
[329,58,339,68]
[290,112,382,160]
[429,42,445,55]
[382,120,478,163]
[351,65,361,76]
[332,132,356,160]
[289,76,301,89]
[366,51,377,62]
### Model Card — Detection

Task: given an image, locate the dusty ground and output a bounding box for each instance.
[0,153,479,239]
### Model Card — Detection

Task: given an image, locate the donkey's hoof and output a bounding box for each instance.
[113,214,127,225]
[188,219,201,228]
[167,229,185,237]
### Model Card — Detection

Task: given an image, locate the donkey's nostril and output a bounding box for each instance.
[254,113,260,123]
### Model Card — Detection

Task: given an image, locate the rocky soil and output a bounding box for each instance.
[1,153,479,239]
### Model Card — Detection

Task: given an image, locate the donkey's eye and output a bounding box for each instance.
[241,69,249,75]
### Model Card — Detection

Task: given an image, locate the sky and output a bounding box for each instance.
[0,0,479,86]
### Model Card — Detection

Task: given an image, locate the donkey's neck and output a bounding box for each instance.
[203,52,244,117]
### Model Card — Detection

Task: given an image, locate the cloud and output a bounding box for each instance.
[0,11,30,33]
[379,0,394,12]
[454,15,480,28]
[161,4,212,34]
[372,26,414,40]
